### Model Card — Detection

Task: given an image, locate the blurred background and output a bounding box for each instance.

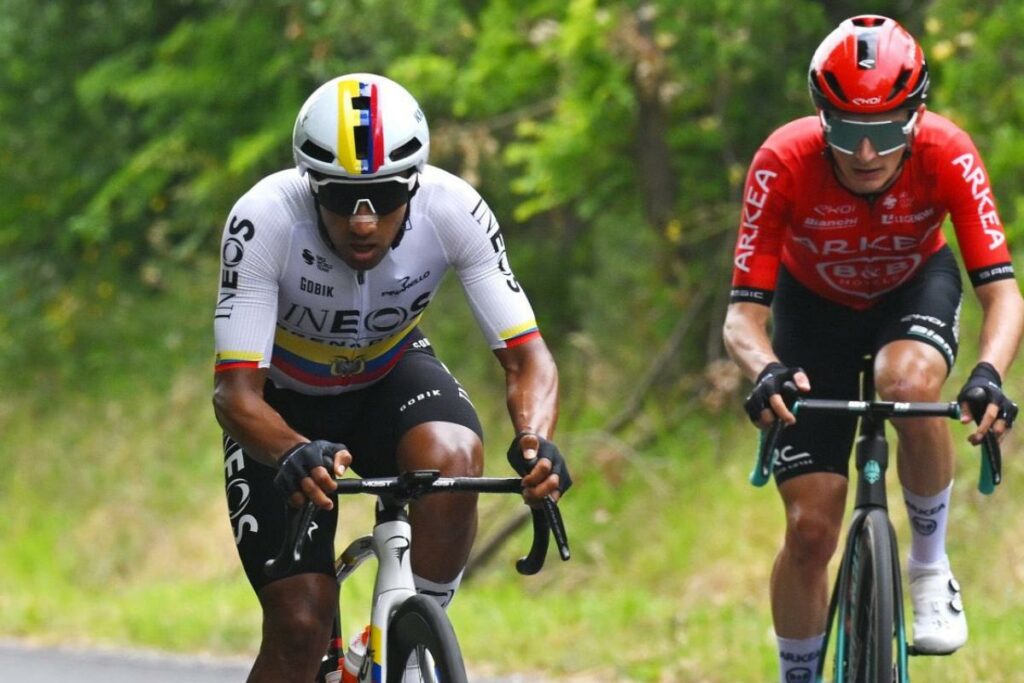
[2,1,1023,680]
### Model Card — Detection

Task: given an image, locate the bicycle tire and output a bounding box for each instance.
[386,595,467,683]
[836,509,897,683]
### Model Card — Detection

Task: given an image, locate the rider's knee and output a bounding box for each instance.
[876,356,944,402]
[399,424,483,477]
[441,438,483,477]
[261,586,335,656]
[784,508,841,568]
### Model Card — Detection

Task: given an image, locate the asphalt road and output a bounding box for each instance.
[0,641,539,682]
[0,641,251,683]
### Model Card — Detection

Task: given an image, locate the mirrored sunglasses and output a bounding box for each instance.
[820,110,918,156]
[310,173,417,216]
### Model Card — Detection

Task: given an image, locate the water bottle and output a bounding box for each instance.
[339,625,370,683]
[322,635,344,683]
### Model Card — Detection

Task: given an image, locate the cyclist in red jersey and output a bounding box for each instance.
[723,15,1023,680]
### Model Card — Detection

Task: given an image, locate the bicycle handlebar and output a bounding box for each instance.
[749,386,1002,495]
[264,470,571,580]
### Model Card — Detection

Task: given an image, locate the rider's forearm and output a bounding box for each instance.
[495,339,559,439]
[213,382,308,468]
[723,302,779,381]
[975,280,1024,378]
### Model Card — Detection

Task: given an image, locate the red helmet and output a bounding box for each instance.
[808,15,929,114]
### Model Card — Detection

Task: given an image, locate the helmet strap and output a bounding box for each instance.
[389,174,419,250]
[390,202,413,250]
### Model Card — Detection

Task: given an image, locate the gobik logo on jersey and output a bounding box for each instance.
[817,254,921,299]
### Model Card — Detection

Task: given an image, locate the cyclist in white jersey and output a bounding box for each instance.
[213,73,571,683]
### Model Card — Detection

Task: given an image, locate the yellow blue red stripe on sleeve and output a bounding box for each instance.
[500,320,540,348]
[215,351,263,373]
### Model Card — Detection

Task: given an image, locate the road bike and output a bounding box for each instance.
[265,469,571,683]
[750,356,1002,682]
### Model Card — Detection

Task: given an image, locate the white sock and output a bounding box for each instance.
[903,481,953,566]
[777,633,823,683]
[413,571,463,610]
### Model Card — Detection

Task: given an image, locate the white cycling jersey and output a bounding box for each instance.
[214,165,540,395]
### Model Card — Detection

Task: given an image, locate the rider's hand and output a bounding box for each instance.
[958,362,1018,445]
[274,440,352,510]
[507,432,571,506]
[744,362,811,428]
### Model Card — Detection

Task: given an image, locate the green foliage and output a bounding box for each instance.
[5,2,1024,678]
[924,1,1024,245]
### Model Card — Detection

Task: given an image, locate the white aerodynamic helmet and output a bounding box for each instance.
[292,73,429,180]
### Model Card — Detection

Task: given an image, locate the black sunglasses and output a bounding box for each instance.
[310,173,418,216]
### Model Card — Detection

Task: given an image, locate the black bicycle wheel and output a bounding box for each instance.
[838,509,897,683]
[386,595,467,683]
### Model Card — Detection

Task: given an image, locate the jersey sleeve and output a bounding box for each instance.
[213,192,290,372]
[730,147,791,306]
[940,131,1016,287]
[429,180,540,349]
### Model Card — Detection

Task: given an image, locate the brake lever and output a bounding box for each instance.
[543,497,571,561]
[749,381,800,487]
[964,387,1003,495]
[264,501,317,579]
[979,430,1002,495]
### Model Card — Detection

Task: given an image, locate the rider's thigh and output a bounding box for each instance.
[875,339,948,402]
[396,421,483,476]
[778,472,848,565]
[257,573,338,658]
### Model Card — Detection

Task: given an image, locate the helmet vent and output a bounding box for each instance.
[301,140,334,163]
[856,31,879,69]
[852,16,887,28]
[389,138,423,162]
[887,68,913,102]
[822,71,849,103]
[353,126,369,160]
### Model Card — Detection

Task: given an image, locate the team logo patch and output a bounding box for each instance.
[817,254,921,299]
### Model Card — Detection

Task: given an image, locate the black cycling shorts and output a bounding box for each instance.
[223,334,483,591]
[770,245,962,485]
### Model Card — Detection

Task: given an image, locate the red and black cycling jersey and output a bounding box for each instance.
[730,111,1014,310]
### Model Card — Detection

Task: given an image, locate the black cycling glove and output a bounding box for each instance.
[273,440,346,497]
[957,362,1018,428]
[507,432,573,495]
[744,362,803,423]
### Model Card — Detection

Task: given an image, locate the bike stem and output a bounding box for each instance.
[854,413,890,511]
[853,355,890,512]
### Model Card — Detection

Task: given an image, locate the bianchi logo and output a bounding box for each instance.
[864,460,882,484]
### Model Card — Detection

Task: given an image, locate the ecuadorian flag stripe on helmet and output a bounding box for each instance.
[369,81,384,173]
[336,80,362,173]
[335,80,384,175]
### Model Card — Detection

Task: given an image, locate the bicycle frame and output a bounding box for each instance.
[334,502,420,682]
[749,356,1002,682]
[265,469,571,683]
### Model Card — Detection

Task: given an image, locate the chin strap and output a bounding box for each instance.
[389,175,419,251]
